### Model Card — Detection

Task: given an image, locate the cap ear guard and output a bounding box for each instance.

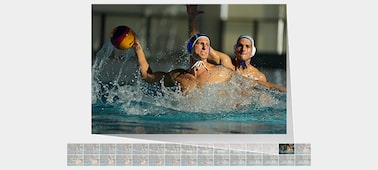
[187,40,194,53]
[252,46,256,57]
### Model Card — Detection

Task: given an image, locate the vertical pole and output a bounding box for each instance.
[146,16,152,49]
[277,5,286,55]
[100,13,105,48]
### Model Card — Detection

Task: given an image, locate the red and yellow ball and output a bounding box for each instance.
[110,26,135,50]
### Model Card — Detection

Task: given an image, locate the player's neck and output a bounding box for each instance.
[235,60,251,69]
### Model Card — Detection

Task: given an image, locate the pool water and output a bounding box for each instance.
[92,41,287,134]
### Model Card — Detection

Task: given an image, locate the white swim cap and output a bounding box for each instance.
[234,35,257,57]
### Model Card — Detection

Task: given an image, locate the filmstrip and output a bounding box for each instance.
[67,143,310,166]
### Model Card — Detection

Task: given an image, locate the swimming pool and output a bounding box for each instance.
[92,42,287,134]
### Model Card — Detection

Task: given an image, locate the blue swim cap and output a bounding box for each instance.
[187,33,210,53]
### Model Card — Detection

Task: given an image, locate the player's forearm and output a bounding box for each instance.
[133,43,151,81]
[209,48,235,70]
[188,16,200,37]
[256,80,286,92]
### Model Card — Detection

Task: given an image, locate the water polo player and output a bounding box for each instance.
[132,32,234,94]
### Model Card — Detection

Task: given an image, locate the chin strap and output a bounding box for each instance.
[238,61,247,69]
[190,60,209,71]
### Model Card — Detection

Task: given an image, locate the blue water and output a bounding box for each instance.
[92,41,287,134]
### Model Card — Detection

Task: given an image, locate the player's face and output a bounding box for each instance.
[192,37,210,60]
[234,38,253,61]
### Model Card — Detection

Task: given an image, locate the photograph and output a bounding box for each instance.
[91,4,288,134]
[4,0,378,169]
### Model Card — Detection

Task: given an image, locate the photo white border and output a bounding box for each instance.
[8,0,378,169]
[90,2,294,144]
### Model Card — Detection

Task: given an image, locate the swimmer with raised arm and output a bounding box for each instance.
[132,31,233,94]
[187,5,286,92]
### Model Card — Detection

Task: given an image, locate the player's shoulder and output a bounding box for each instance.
[213,65,234,75]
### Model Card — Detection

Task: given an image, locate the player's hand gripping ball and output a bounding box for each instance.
[110,26,135,50]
